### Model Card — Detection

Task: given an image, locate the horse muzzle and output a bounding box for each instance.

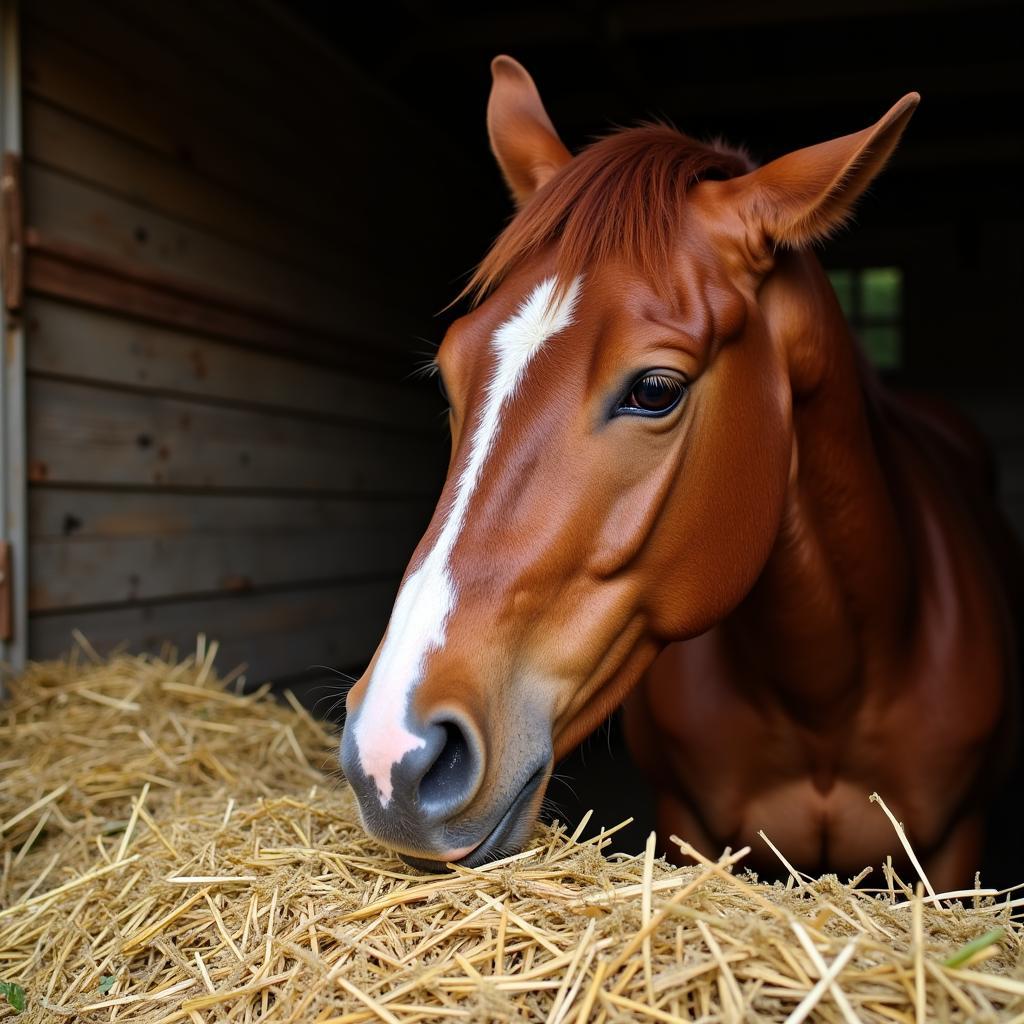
[339,708,551,870]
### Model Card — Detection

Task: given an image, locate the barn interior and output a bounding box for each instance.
[1,0,1021,872]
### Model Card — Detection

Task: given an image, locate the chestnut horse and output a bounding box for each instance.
[341,57,1020,887]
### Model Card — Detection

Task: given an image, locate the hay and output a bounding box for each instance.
[1,641,1022,1023]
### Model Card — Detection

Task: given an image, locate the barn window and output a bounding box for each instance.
[827,266,904,370]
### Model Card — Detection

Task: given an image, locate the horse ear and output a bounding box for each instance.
[487,55,572,206]
[729,93,920,250]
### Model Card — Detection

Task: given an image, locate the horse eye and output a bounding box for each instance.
[618,372,687,417]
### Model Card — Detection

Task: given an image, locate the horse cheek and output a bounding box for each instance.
[646,382,791,640]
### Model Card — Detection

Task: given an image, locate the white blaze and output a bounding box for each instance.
[353,276,582,804]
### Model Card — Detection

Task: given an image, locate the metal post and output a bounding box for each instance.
[0,0,25,688]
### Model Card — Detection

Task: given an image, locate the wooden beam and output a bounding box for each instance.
[30,517,426,611]
[27,376,446,495]
[24,231,416,376]
[547,61,1024,126]
[25,296,441,431]
[616,0,992,33]
[30,577,400,682]
[373,0,992,65]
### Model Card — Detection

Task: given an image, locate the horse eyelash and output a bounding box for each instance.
[635,373,678,390]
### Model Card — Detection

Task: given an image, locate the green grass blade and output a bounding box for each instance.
[942,927,1004,968]
[0,981,26,1013]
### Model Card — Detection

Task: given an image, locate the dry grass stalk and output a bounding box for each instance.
[0,642,1022,1022]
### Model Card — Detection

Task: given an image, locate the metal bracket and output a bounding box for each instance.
[1,150,22,311]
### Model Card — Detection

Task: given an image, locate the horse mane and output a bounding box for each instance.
[464,124,755,305]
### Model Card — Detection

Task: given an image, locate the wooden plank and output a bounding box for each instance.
[101,0,434,170]
[22,0,488,338]
[24,235,416,374]
[29,488,431,540]
[22,22,202,165]
[25,0,315,183]
[22,1,478,295]
[27,377,448,494]
[29,486,430,607]
[29,523,423,611]
[21,22,364,240]
[29,579,399,681]
[23,96,388,285]
[25,296,442,429]
[24,163,419,341]
[28,487,429,611]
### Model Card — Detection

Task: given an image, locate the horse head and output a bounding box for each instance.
[341,56,917,869]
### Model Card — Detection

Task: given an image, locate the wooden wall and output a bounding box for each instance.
[18,0,470,680]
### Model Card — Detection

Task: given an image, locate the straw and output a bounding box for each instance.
[1,647,1021,1022]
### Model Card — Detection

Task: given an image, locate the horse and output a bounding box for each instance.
[340,56,1021,888]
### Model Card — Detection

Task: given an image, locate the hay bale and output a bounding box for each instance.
[1,639,1022,1022]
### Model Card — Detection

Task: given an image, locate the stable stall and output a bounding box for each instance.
[0,0,475,682]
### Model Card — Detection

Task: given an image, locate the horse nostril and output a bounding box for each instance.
[417,719,476,813]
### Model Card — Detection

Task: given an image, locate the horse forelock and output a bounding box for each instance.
[464,124,754,306]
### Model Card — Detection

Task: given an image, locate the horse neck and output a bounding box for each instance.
[726,250,914,714]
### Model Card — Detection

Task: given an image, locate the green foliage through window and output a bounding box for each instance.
[827,266,904,370]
